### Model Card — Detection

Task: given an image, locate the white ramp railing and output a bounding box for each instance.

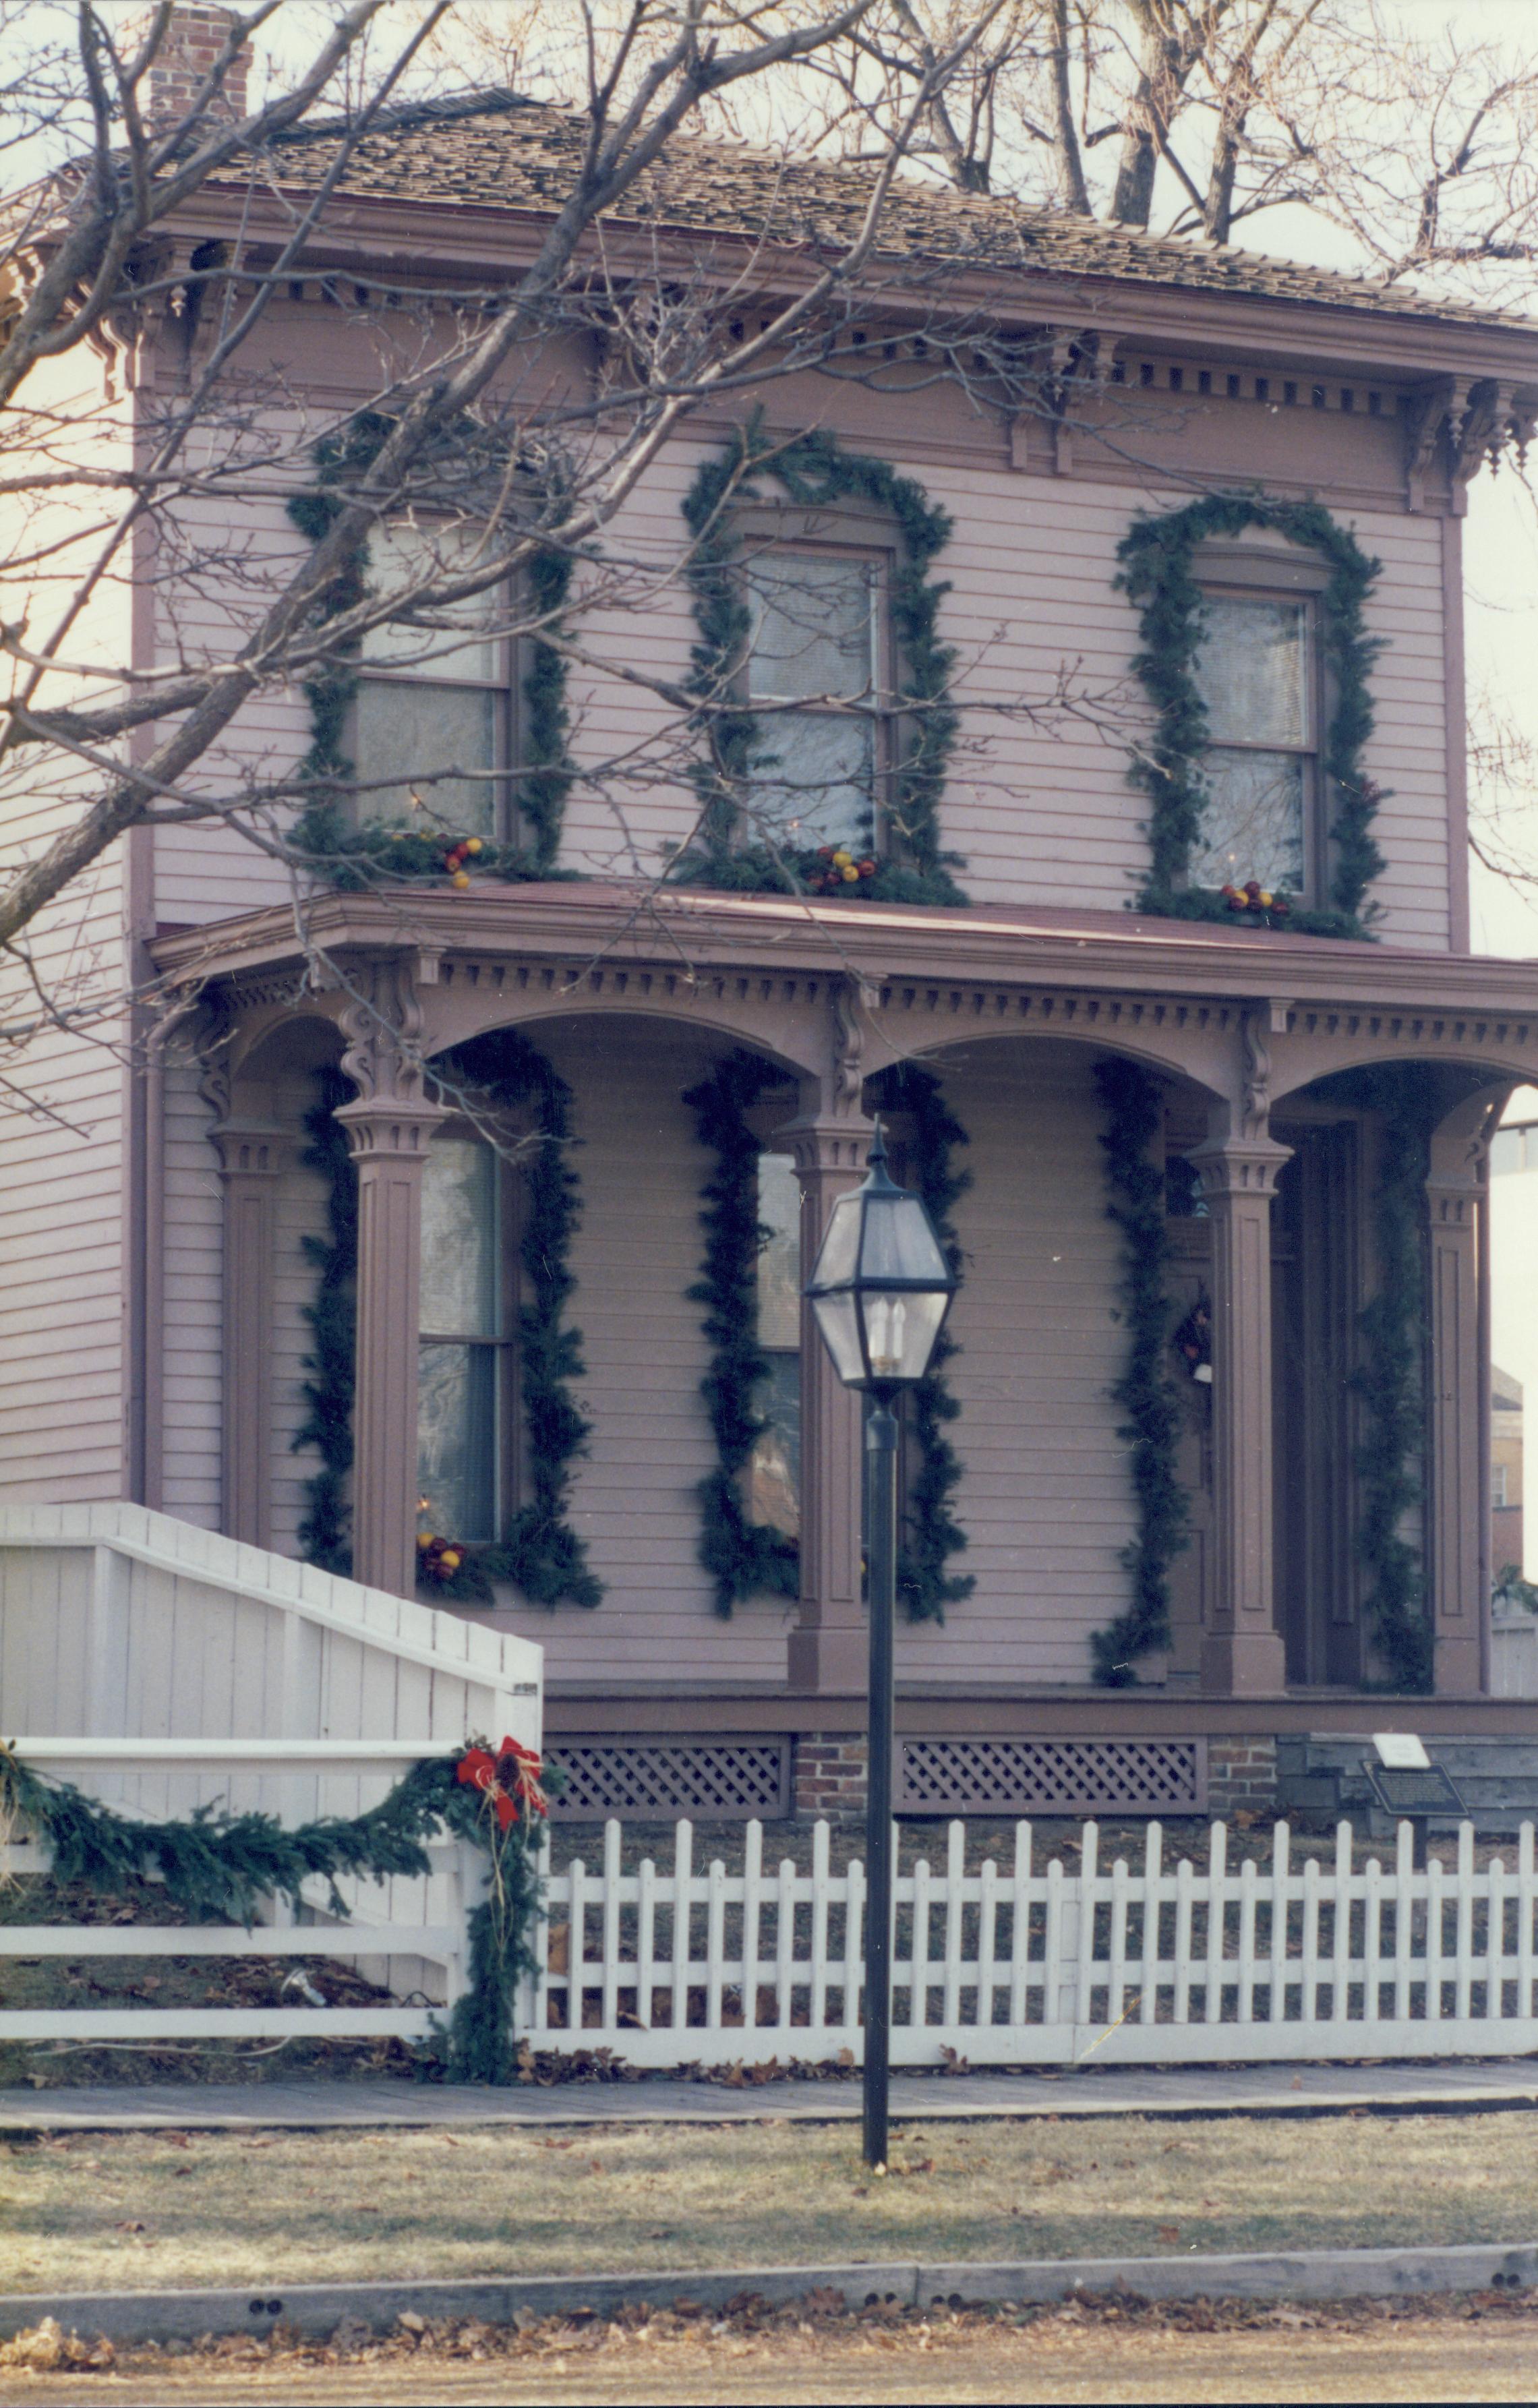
[1,1740,486,2045]
[531,1816,1538,2069]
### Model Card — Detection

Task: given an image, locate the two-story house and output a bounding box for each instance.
[7,80,1538,1825]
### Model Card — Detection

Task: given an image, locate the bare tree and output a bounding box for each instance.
[787,0,1538,299]
[1,0,1052,1020]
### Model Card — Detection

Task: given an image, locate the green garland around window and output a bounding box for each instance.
[293,1064,359,1576]
[426,1032,603,1612]
[0,1740,545,2086]
[1090,1058,1189,1685]
[868,1063,975,1624]
[283,413,578,888]
[670,419,968,908]
[1347,1064,1434,1692]
[682,1052,801,1616]
[1115,494,1386,940]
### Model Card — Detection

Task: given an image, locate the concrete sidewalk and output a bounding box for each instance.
[5,2057,1538,2128]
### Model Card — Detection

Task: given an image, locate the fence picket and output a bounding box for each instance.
[910,1852,933,2032]
[742,1821,763,2033]
[637,1854,656,2028]
[1204,1821,1226,2026]
[1521,1825,1535,2018]
[1009,1823,1032,2030]
[670,1821,693,2036]
[943,1823,965,2030]
[601,1822,622,2036]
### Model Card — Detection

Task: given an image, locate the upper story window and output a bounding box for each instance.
[1189,588,1315,898]
[417,1131,508,1543]
[744,548,883,854]
[352,522,508,838]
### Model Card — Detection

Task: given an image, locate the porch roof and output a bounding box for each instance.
[150,881,1538,1024]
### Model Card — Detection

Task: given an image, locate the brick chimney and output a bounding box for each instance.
[142,5,249,129]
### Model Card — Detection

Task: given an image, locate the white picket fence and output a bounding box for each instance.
[529,1816,1538,2068]
[1,1740,487,2045]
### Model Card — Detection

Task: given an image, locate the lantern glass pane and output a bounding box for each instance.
[809,1187,864,1288]
[810,1291,865,1386]
[857,1190,951,1283]
[856,1285,949,1382]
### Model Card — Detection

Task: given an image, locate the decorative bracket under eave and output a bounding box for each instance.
[1402,374,1538,512]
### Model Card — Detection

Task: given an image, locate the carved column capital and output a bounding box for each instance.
[1188,1135,1293,1202]
[332,1096,448,1164]
[209,1120,293,1179]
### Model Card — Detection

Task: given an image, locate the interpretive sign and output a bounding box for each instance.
[1362,1761,1466,1819]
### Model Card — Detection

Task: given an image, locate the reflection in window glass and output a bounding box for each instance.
[417,1136,499,1544]
[746,552,877,850]
[420,1140,497,1335]
[351,519,504,831]
[1189,595,1311,893]
[748,1150,801,1540]
[1189,750,1305,893]
[417,1343,496,1541]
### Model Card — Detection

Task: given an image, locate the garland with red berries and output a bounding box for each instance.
[1116,493,1386,939]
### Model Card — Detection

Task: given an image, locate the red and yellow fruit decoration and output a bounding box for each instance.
[1220,878,1291,925]
[416,1527,465,1583]
[808,845,879,895]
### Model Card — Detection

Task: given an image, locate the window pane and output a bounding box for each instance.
[757,1152,802,1350]
[748,553,873,701]
[1190,748,1305,893]
[353,676,497,832]
[747,1353,800,1538]
[363,521,501,681]
[417,1341,496,1541]
[1195,596,1309,747]
[746,709,872,849]
[421,1138,496,1336]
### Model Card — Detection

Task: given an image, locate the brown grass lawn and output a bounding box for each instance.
[5,2110,1538,2299]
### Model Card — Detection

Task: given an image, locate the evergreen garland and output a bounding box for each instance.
[1346,1064,1435,1691]
[1090,1058,1189,1684]
[868,1063,975,1623]
[1115,493,1386,939]
[428,1032,602,1612]
[0,1743,543,2086]
[293,1065,359,1575]
[682,1052,801,1616]
[283,414,579,888]
[671,419,968,907]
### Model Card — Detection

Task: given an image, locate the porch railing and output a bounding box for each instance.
[530,1815,1538,2069]
[0,1740,484,2046]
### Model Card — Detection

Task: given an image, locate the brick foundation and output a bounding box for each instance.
[1206,1735,1279,1815]
[792,1734,867,1821]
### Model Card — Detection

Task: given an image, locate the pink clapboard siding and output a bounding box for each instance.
[144,413,1455,949]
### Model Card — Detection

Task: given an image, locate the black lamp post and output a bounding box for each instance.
[804,1121,957,2171]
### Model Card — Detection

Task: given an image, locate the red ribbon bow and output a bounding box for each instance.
[456,1736,549,1830]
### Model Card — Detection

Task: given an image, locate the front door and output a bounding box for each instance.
[1272,1119,1361,1684]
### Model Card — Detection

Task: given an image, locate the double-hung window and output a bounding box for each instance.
[747,1150,802,1537]
[1189,580,1318,899]
[351,522,508,838]
[417,1133,507,1543]
[744,548,883,853]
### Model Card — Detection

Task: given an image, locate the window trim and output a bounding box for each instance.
[349,521,517,842]
[734,519,897,858]
[1192,541,1332,906]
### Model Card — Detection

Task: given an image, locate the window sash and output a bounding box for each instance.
[742,545,887,855]
[1193,587,1319,898]
[418,1132,509,1546]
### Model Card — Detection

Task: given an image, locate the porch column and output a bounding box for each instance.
[1189,1131,1292,1696]
[211,1117,289,1548]
[775,1099,873,1693]
[1426,1107,1492,1696]
[332,1096,447,1597]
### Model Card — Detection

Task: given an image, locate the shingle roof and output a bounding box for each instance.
[264,88,1523,330]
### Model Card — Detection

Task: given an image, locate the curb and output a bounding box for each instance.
[5,2241,1538,2347]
